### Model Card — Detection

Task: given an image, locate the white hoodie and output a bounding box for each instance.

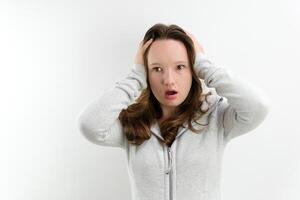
[77,52,270,200]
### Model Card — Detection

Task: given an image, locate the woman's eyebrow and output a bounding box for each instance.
[150,61,188,66]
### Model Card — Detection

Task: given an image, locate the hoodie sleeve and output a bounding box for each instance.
[194,52,271,144]
[77,63,147,149]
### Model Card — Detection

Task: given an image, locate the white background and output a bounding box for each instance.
[1,0,299,199]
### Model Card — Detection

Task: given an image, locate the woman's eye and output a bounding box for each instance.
[177,65,185,69]
[153,67,162,72]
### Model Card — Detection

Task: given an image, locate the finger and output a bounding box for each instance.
[141,38,152,45]
[185,30,192,37]
[145,38,153,45]
[142,38,153,49]
[138,40,143,48]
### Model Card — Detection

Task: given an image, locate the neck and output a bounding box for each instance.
[157,106,178,124]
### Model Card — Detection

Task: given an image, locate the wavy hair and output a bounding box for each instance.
[118,23,209,147]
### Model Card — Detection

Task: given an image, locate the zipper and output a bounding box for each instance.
[165,147,173,200]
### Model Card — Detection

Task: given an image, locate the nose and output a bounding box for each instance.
[162,69,175,86]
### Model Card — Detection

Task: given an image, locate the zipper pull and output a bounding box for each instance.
[165,147,173,174]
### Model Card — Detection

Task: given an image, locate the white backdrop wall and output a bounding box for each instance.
[1,0,299,199]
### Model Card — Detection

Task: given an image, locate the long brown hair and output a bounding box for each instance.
[118,23,208,147]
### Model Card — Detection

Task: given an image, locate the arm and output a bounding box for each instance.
[194,52,271,143]
[77,64,147,148]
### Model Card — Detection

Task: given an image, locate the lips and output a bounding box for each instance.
[164,89,178,100]
[165,90,178,95]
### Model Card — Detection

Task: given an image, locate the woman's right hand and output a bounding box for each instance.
[134,38,154,65]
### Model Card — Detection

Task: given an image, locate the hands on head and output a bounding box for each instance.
[134,30,205,65]
[183,29,205,54]
[134,38,154,65]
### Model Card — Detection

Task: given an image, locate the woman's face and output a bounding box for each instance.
[147,39,193,118]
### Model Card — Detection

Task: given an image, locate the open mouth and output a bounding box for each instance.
[165,90,178,100]
[165,91,177,95]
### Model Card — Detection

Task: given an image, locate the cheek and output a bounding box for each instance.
[148,75,160,92]
[182,74,193,90]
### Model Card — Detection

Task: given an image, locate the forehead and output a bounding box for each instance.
[147,39,189,66]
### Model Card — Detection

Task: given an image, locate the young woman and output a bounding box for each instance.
[77,23,270,200]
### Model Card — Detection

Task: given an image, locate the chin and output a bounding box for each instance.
[162,99,182,106]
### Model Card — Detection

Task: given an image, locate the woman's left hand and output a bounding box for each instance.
[184,30,205,54]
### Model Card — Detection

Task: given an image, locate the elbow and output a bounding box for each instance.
[78,118,89,137]
[77,113,95,141]
[77,114,108,143]
[77,114,91,138]
[259,93,271,117]
[252,94,271,124]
